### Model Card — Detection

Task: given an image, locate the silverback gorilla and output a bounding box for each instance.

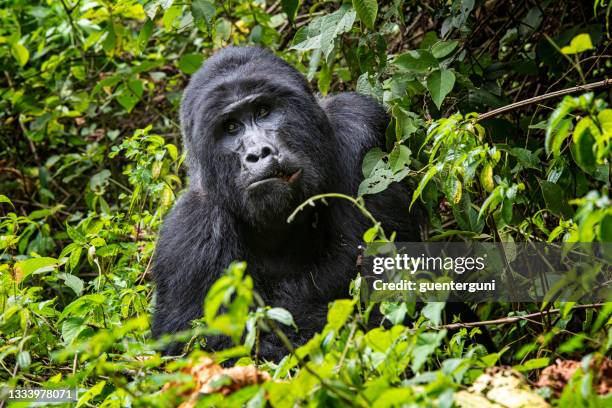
[151,46,421,360]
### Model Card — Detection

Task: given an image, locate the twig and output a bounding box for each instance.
[435,303,605,331]
[477,79,612,122]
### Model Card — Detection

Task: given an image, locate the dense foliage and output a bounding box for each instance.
[0,0,611,406]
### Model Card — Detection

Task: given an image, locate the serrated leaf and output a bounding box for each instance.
[427,69,455,109]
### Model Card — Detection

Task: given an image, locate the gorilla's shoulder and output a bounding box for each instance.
[319,92,388,141]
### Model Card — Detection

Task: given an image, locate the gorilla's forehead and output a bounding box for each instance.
[184,47,314,117]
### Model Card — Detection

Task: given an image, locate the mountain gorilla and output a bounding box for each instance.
[151,46,421,360]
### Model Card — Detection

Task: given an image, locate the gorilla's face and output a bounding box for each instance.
[180,47,337,227]
[213,94,319,224]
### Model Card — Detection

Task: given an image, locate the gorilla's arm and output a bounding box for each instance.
[319,92,388,194]
[321,92,422,241]
[151,191,237,351]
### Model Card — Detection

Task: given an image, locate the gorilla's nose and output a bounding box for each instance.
[244,143,277,165]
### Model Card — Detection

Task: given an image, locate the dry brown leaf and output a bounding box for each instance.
[535,358,611,396]
[163,356,271,407]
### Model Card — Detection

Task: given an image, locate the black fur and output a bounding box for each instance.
[151,46,421,360]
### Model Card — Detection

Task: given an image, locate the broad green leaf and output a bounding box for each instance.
[353,0,378,29]
[281,0,300,23]
[422,302,445,326]
[116,79,144,113]
[427,69,455,109]
[57,272,84,296]
[266,307,295,327]
[0,194,15,208]
[77,381,106,408]
[137,19,154,51]
[395,50,438,72]
[539,181,572,218]
[561,33,594,54]
[13,257,58,283]
[291,8,356,61]
[600,214,612,242]
[545,118,572,157]
[480,163,495,192]
[361,147,385,177]
[192,0,216,26]
[572,119,597,173]
[62,317,88,344]
[11,42,29,67]
[325,299,354,332]
[178,53,204,74]
[431,40,458,58]
[514,357,550,372]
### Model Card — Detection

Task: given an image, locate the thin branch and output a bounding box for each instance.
[436,303,606,331]
[477,79,612,122]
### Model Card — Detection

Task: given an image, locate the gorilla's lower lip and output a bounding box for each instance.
[247,169,302,190]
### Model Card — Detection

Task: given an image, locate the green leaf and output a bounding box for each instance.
[57,272,84,296]
[178,53,204,74]
[514,357,550,372]
[411,165,440,208]
[14,257,58,282]
[192,0,216,26]
[116,79,144,113]
[62,317,88,345]
[422,302,445,326]
[280,0,300,23]
[572,117,597,173]
[77,381,106,408]
[561,33,594,54]
[0,194,15,208]
[600,214,612,242]
[539,181,572,218]
[395,50,438,72]
[431,40,458,58]
[16,351,31,369]
[137,19,154,51]
[545,118,572,157]
[361,147,385,177]
[266,307,295,327]
[427,69,456,109]
[291,8,356,61]
[11,42,29,67]
[325,299,354,332]
[352,0,378,29]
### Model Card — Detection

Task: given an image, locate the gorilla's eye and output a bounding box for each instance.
[256,105,270,119]
[224,120,241,134]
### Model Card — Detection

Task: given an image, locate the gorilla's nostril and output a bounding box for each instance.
[246,153,259,163]
[260,146,272,158]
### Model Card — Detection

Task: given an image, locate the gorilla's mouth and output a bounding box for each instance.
[247,169,302,191]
